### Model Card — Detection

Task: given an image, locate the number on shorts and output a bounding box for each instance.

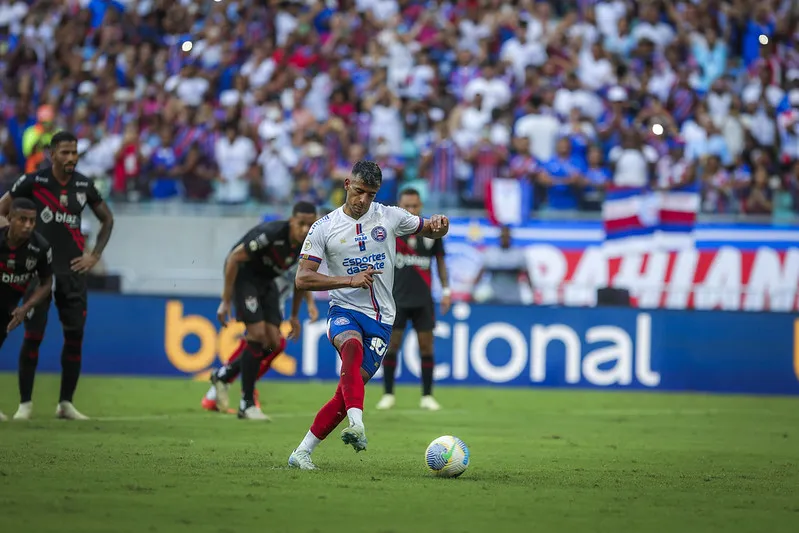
[370,337,387,357]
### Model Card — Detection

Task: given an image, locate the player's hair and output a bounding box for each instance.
[10,197,37,212]
[399,187,421,200]
[50,131,77,149]
[292,201,317,216]
[350,160,382,188]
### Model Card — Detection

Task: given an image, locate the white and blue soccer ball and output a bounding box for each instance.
[425,435,470,478]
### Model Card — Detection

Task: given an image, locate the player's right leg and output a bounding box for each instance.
[53,274,90,420]
[15,281,51,420]
[289,307,372,468]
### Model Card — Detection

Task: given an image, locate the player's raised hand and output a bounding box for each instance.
[216,300,232,327]
[349,267,382,289]
[7,306,28,332]
[288,316,302,340]
[429,214,449,235]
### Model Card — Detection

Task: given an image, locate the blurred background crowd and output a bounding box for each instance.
[1,0,798,216]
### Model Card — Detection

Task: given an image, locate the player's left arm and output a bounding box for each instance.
[391,207,449,239]
[72,183,115,273]
[417,215,449,239]
[434,240,451,315]
[9,244,53,332]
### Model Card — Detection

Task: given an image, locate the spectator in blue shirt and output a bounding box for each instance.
[581,146,611,211]
[540,137,587,210]
[742,7,775,67]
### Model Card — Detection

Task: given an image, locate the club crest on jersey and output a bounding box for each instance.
[371,226,387,242]
[60,193,68,207]
[333,317,350,326]
[26,257,36,271]
[245,296,258,313]
[40,207,54,224]
[76,192,86,207]
[7,258,15,269]
[304,240,312,251]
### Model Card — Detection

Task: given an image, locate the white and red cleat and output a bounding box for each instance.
[56,401,89,420]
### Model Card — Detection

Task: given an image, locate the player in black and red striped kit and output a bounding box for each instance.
[0,131,115,421]
[376,188,451,411]
[0,198,54,421]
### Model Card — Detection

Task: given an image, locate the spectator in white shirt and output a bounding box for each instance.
[499,22,547,86]
[463,63,512,115]
[609,129,658,187]
[631,3,676,51]
[578,42,616,91]
[164,64,209,108]
[257,127,299,203]
[214,122,257,204]
[514,95,561,162]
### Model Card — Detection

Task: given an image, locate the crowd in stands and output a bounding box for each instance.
[1,0,798,215]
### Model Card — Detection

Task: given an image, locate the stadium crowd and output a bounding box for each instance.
[1,0,798,215]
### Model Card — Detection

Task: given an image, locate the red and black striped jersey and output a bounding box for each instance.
[393,234,444,308]
[0,227,52,307]
[9,168,102,274]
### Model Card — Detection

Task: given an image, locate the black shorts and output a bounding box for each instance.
[25,273,87,332]
[393,302,436,332]
[233,274,281,326]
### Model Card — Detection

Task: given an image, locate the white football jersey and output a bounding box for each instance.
[300,202,424,325]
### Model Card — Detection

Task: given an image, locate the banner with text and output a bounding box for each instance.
[1,294,796,395]
[438,219,799,311]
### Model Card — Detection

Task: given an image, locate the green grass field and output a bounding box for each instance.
[0,374,797,533]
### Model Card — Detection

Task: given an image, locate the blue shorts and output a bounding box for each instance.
[327,306,392,377]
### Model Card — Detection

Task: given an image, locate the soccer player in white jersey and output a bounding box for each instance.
[288,160,449,470]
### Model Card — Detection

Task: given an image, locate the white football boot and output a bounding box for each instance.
[56,401,90,420]
[237,405,271,421]
[13,402,33,420]
[341,424,368,452]
[288,449,317,470]
[210,370,230,412]
[376,394,395,410]
[420,395,442,411]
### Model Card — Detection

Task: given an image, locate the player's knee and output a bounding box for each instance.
[334,331,363,350]
[64,329,84,343]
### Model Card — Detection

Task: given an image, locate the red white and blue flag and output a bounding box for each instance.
[602,187,659,255]
[485,178,533,226]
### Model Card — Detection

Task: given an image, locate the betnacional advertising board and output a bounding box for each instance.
[1,294,796,396]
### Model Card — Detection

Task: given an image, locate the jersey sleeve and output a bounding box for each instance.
[37,240,53,279]
[87,179,104,207]
[9,174,34,198]
[387,206,424,237]
[299,219,327,264]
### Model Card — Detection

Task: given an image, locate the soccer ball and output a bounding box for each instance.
[424,436,470,478]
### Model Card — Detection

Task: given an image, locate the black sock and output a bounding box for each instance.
[217,357,242,383]
[240,341,263,409]
[383,351,397,394]
[60,330,84,403]
[18,333,43,403]
[421,353,434,397]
